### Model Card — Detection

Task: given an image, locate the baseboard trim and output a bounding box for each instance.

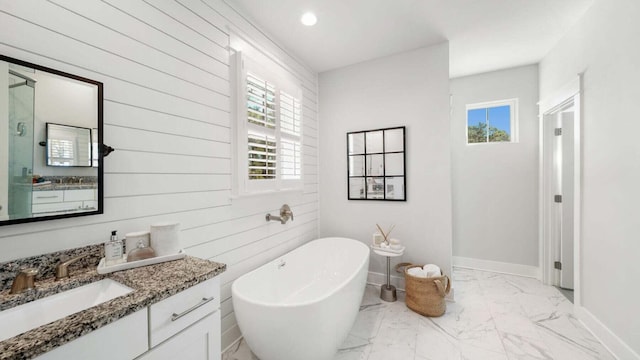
[221,336,243,356]
[453,256,541,279]
[221,323,242,355]
[575,305,640,360]
[367,271,405,291]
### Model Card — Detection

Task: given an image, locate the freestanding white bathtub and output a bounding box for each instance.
[232,237,370,360]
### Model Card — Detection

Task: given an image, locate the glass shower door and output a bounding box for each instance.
[7,70,35,219]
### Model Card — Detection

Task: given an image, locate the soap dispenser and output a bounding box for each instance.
[104,230,125,266]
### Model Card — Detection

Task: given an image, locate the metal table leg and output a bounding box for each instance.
[380,256,397,302]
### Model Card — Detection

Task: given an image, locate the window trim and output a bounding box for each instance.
[465,98,518,145]
[232,51,304,197]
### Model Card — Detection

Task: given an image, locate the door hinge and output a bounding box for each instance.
[555,128,562,136]
[554,195,562,203]
[554,261,562,270]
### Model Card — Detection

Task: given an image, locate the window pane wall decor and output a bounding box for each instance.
[347,126,406,201]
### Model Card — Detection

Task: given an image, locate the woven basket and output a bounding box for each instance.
[403,264,451,317]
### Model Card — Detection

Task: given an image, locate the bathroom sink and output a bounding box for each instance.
[0,279,133,342]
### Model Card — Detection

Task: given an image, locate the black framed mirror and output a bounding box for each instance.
[347,126,406,201]
[0,54,104,226]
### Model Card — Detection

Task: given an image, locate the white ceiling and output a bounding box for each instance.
[225,0,594,78]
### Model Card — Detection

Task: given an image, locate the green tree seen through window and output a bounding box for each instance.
[467,104,512,143]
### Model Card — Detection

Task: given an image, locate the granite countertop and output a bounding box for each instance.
[0,256,226,360]
[31,183,97,191]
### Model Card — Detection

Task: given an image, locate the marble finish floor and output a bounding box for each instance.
[223,268,613,360]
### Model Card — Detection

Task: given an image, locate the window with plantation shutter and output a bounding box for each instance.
[49,139,75,165]
[280,139,301,180]
[233,52,303,195]
[279,91,302,180]
[247,73,276,129]
[248,131,276,180]
[246,72,278,181]
[280,91,301,136]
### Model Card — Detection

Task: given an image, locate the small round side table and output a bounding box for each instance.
[372,246,405,302]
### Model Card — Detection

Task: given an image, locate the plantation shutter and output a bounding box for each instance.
[49,139,74,165]
[247,73,276,129]
[279,91,302,180]
[246,72,277,180]
[248,132,277,180]
[237,51,304,194]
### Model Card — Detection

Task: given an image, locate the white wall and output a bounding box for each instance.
[0,0,319,351]
[451,65,539,273]
[318,44,453,280]
[540,0,640,357]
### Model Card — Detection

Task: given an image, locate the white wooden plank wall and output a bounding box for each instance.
[0,0,319,351]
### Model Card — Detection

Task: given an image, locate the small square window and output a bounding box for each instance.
[466,99,517,144]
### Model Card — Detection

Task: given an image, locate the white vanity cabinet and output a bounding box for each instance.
[137,312,221,360]
[148,276,220,347]
[32,189,97,215]
[36,277,221,360]
[141,276,221,359]
[35,309,149,360]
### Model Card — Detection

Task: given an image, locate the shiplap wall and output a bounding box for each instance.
[0,0,318,351]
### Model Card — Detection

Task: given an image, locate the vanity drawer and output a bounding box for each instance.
[32,191,64,204]
[32,202,83,213]
[148,277,219,347]
[64,189,96,201]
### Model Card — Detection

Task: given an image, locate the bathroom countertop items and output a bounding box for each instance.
[0,253,226,360]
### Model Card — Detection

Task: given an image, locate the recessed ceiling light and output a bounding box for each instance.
[300,12,317,26]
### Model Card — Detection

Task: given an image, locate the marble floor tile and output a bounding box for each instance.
[493,313,544,340]
[500,332,554,360]
[367,344,416,360]
[221,268,614,360]
[535,313,615,360]
[346,302,386,342]
[455,326,505,354]
[221,338,259,360]
[516,293,573,322]
[415,318,461,360]
[459,344,509,360]
[334,341,371,360]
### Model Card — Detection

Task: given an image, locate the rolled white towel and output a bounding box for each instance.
[422,264,441,277]
[408,267,428,278]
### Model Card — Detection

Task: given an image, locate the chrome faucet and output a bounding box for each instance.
[10,268,39,294]
[265,204,294,224]
[55,254,88,280]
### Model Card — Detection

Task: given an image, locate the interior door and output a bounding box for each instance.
[541,80,581,297]
[551,108,575,290]
[560,112,574,289]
